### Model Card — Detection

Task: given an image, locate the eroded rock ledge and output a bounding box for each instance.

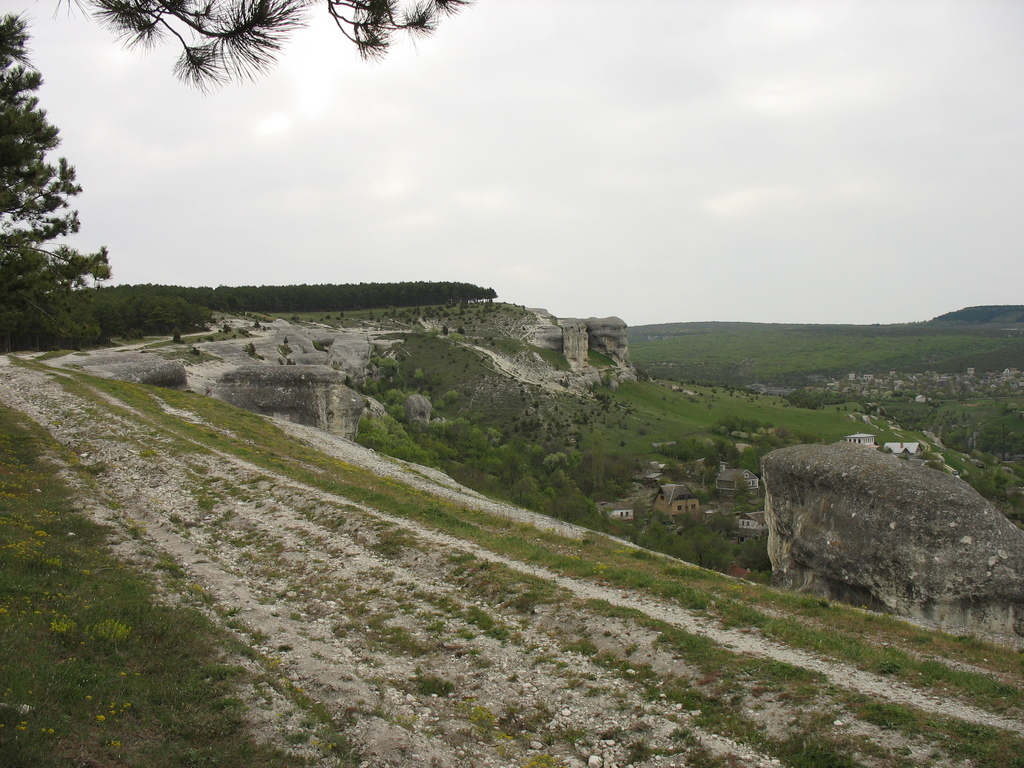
[72,352,188,389]
[529,311,631,370]
[211,365,365,440]
[762,442,1024,638]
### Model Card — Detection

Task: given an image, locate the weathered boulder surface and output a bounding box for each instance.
[404,393,432,424]
[364,396,387,418]
[585,317,630,365]
[292,351,329,365]
[211,365,365,440]
[327,336,372,385]
[75,353,188,390]
[762,442,1024,638]
[531,324,565,352]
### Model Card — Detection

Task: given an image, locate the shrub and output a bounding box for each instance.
[413,669,454,697]
[89,619,132,643]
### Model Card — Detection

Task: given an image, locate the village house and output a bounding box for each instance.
[597,502,634,521]
[716,466,759,493]
[653,483,699,521]
[641,461,666,486]
[845,433,877,446]
[735,511,767,542]
[883,441,923,459]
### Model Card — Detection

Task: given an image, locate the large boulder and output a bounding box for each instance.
[211,365,364,439]
[364,396,387,418]
[762,442,1024,638]
[403,393,432,424]
[327,335,372,385]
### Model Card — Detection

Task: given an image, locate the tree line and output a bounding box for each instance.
[1,280,498,352]
[98,281,497,314]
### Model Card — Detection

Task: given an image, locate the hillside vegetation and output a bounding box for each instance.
[2,359,1024,768]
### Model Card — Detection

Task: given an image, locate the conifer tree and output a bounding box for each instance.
[0,14,110,352]
[89,0,472,88]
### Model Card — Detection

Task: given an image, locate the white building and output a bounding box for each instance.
[845,433,877,446]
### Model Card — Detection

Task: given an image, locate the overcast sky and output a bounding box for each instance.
[12,0,1024,326]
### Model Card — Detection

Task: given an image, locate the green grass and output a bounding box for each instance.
[606,379,885,454]
[0,405,347,767]
[847,695,1024,768]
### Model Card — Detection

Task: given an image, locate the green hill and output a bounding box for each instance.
[931,305,1024,324]
[629,320,1024,387]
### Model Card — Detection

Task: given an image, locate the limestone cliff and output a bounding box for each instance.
[762,442,1024,638]
[528,310,632,373]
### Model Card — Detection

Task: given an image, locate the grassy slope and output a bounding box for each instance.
[0,406,342,767]
[611,381,871,445]
[628,322,1024,385]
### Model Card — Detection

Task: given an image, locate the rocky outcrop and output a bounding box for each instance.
[211,365,365,440]
[292,351,330,365]
[327,335,372,385]
[74,353,188,390]
[762,442,1024,638]
[528,310,631,372]
[404,393,432,424]
[561,320,590,369]
[531,323,565,353]
[585,317,630,365]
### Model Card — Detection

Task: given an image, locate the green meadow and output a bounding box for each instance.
[629,321,1024,385]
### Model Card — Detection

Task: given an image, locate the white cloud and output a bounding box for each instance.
[254,113,293,138]
[703,186,801,217]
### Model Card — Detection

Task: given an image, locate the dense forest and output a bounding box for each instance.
[1,281,497,352]
[97,281,498,314]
